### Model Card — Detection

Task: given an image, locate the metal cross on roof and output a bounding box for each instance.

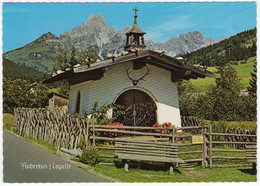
[133,6,139,15]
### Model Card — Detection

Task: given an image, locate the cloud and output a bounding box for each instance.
[146,32,164,42]
[145,15,193,42]
[4,7,29,13]
[157,15,192,31]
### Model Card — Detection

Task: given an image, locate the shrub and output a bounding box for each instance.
[78,137,86,151]
[79,146,99,166]
[73,100,125,124]
[177,80,197,117]
[230,61,238,65]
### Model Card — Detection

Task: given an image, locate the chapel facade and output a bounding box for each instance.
[44,7,215,128]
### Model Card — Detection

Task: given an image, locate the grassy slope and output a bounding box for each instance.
[190,56,256,92]
[94,164,256,182]
[3,57,48,81]
[3,40,58,73]
[3,113,14,131]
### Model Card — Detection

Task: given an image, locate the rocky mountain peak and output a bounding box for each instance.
[64,13,108,38]
[179,31,203,41]
[122,25,132,33]
[35,32,58,43]
[39,32,58,40]
[87,13,105,24]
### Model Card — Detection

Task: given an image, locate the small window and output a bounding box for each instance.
[76,91,81,114]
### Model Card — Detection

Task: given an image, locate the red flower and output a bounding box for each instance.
[103,122,124,137]
[153,122,174,134]
[176,131,186,136]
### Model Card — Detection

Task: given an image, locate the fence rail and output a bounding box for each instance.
[89,124,176,148]
[14,108,257,169]
[207,124,257,168]
[210,133,256,137]
[175,125,208,167]
[90,125,174,130]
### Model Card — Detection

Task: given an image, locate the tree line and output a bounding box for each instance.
[184,28,256,66]
[3,57,48,83]
[177,64,256,121]
[3,78,49,113]
[3,44,97,113]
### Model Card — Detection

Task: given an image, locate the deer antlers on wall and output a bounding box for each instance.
[126,65,150,86]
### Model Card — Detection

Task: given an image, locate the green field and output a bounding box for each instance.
[3,113,14,131]
[93,145,256,182]
[190,56,256,92]
[94,164,255,182]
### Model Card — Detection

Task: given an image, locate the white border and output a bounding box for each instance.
[0,1,258,186]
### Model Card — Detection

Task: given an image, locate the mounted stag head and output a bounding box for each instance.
[126,65,150,86]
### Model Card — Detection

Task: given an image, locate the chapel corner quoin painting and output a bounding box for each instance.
[3,2,257,183]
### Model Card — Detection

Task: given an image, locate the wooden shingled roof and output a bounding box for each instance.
[43,50,215,85]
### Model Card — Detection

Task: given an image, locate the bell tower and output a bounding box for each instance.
[124,7,146,52]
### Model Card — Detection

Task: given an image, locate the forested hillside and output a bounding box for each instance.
[3,57,48,82]
[177,28,257,121]
[184,28,256,66]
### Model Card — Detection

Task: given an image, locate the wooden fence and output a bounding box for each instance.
[14,107,96,150]
[208,124,257,168]
[14,108,257,168]
[181,116,200,127]
[88,124,176,158]
[175,124,257,168]
[175,126,208,167]
[224,127,257,149]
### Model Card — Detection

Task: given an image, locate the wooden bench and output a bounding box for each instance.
[245,145,257,172]
[115,138,185,174]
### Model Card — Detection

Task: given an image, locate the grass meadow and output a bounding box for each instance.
[190,56,256,92]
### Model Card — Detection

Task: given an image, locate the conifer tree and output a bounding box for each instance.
[52,48,69,71]
[69,46,78,68]
[77,45,97,66]
[248,61,257,96]
[52,45,97,72]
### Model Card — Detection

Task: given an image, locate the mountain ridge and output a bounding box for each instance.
[3,13,219,73]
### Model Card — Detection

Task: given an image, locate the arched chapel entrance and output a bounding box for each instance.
[115,89,157,127]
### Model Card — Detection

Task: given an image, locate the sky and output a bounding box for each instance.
[2,1,257,53]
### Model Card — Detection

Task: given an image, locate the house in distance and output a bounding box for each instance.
[48,92,69,112]
[44,7,215,128]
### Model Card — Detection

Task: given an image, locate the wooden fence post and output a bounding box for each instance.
[201,125,205,168]
[202,125,208,168]
[209,123,213,168]
[86,119,90,145]
[205,126,209,168]
[93,124,96,147]
[171,126,175,143]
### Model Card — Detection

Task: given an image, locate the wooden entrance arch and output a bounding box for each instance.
[115,89,157,127]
